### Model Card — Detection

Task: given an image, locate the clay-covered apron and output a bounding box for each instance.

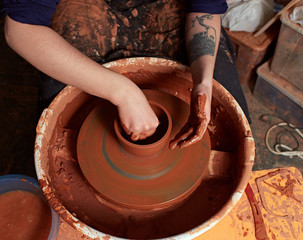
[39,0,251,122]
[50,0,187,63]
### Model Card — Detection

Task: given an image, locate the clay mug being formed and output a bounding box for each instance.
[114,101,172,158]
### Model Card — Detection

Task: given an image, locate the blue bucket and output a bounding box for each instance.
[0,174,60,240]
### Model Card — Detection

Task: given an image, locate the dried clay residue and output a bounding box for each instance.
[38,60,251,239]
[46,100,237,239]
[254,169,303,240]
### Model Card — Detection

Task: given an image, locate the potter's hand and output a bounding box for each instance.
[169,93,210,149]
[116,85,159,142]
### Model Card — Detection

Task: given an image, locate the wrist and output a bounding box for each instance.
[110,75,141,107]
[192,79,213,97]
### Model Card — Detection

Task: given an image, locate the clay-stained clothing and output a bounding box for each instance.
[1,0,227,26]
[1,0,251,122]
[1,0,60,26]
[1,0,227,62]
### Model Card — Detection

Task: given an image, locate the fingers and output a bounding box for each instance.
[179,135,201,148]
[130,132,140,141]
[169,119,208,149]
[178,121,207,148]
[129,127,157,141]
[121,121,158,142]
[141,127,157,139]
[169,123,192,150]
[121,122,131,135]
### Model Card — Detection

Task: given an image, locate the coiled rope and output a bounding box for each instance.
[264,121,303,159]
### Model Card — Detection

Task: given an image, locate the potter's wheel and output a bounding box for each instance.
[77,89,211,210]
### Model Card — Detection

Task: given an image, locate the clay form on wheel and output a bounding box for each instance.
[77,89,211,211]
[114,100,172,158]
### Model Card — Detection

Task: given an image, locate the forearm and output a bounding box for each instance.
[4,16,133,106]
[185,13,221,96]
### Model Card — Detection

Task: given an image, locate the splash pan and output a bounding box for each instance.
[35,57,254,239]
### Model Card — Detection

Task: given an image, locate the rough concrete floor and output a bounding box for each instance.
[243,83,303,173]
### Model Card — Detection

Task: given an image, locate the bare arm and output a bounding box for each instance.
[170,13,221,149]
[4,16,158,140]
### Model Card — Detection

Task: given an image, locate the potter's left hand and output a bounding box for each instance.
[169,92,210,149]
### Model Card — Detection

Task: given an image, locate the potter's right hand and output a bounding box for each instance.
[3,16,158,140]
[115,83,159,141]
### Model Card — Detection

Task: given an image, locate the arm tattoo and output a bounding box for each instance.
[187,14,217,63]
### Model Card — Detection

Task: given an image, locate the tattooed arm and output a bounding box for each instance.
[169,13,221,149]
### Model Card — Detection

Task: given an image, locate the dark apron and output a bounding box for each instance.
[38,0,251,123]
